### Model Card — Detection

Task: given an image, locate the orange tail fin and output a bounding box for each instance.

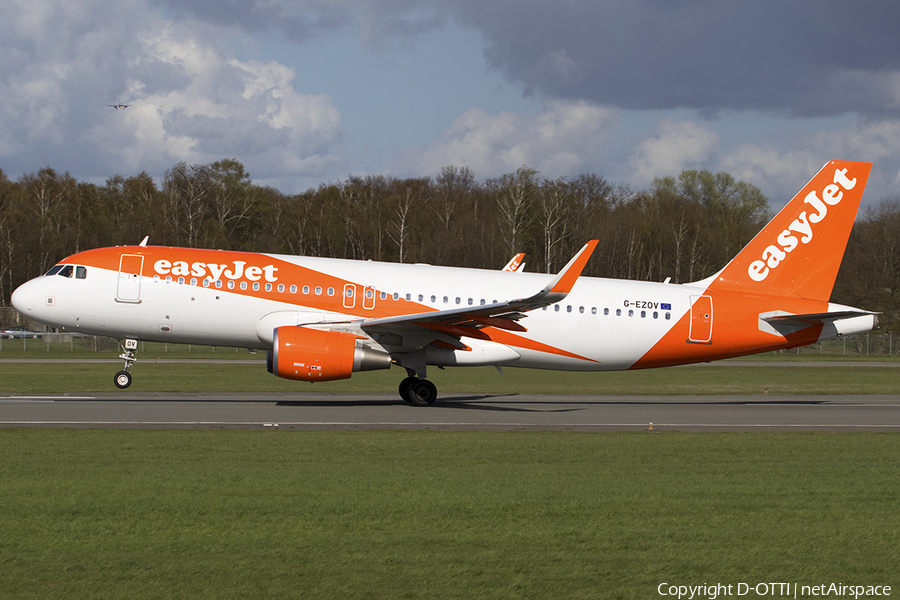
[707,160,871,301]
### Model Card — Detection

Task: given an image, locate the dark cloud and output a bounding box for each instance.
[443,0,900,118]
[148,0,443,46]
[149,0,900,117]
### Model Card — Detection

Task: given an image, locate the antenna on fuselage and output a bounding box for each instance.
[139,236,149,247]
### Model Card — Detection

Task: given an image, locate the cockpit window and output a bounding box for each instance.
[75,266,87,279]
[57,265,74,278]
[45,265,63,276]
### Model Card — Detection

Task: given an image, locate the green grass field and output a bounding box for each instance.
[2,351,898,598]
[1,430,897,600]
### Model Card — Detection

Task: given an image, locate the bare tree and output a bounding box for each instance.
[19,167,75,271]
[163,162,211,247]
[208,159,253,248]
[538,177,574,273]
[388,187,414,263]
[493,166,538,258]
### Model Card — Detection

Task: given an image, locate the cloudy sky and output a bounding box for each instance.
[5,0,900,209]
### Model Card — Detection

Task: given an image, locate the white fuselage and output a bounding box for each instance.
[11,248,873,374]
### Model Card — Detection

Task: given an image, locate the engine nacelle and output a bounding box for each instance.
[267,326,391,382]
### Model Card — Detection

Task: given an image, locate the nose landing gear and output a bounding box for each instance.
[114,338,138,389]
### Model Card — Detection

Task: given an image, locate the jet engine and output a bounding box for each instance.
[267,326,391,382]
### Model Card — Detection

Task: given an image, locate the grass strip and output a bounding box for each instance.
[1,362,899,395]
[0,430,897,599]
[0,340,262,359]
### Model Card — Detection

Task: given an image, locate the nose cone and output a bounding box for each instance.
[11,280,34,315]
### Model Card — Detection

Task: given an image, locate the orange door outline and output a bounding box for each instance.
[117,254,143,303]
[688,295,713,344]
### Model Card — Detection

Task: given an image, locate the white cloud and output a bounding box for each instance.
[628,119,719,187]
[393,100,617,179]
[1,0,344,185]
[717,118,900,206]
[717,145,819,205]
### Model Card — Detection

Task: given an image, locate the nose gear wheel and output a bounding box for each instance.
[115,339,138,389]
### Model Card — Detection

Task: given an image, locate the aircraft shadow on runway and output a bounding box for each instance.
[273,394,547,411]
[273,395,829,412]
[45,394,830,411]
[274,394,580,412]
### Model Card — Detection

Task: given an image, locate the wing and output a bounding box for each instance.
[293,241,597,377]
[357,240,597,350]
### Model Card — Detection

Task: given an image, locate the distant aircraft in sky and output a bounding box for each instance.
[11,161,877,406]
[108,103,130,109]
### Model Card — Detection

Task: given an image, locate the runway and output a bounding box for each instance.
[2,392,899,431]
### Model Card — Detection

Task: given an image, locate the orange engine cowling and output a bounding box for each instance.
[267,326,391,382]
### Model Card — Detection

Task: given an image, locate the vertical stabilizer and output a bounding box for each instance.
[707,160,871,301]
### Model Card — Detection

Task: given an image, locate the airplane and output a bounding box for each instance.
[502,253,526,272]
[108,103,131,109]
[10,160,878,406]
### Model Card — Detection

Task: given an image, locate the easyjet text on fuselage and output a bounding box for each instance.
[153,259,279,283]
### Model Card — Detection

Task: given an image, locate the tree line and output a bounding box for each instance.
[1,159,898,330]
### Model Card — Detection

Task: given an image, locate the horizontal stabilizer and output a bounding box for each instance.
[762,310,879,326]
[759,309,878,338]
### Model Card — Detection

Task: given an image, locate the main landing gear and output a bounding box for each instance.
[114,338,138,389]
[398,375,438,406]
